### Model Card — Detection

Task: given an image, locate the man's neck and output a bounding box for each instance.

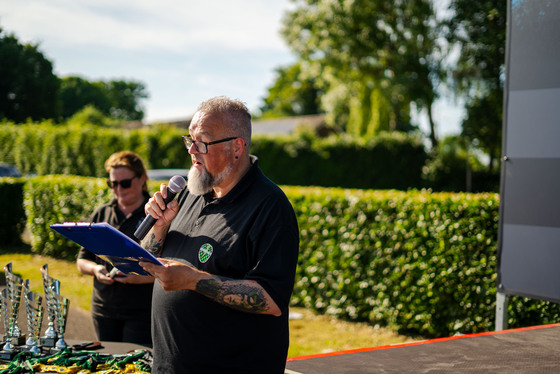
[118,199,143,216]
[213,160,251,198]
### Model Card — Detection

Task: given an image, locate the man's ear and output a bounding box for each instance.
[233,137,245,155]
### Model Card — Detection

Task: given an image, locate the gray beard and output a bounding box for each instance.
[187,162,232,196]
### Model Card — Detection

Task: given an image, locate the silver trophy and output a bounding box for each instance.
[40,264,70,351]
[0,288,10,347]
[40,264,59,348]
[53,293,70,350]
[0,288,15,360]
[4,263,25,348]
[0,263,25,360]
[22,279,43,355]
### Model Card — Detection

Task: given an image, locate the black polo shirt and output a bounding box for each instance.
[77,192,154,319]
[151,157,300,374]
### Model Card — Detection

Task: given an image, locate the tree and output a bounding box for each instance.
[445,0,506,170]
[0,27,149,124]
[59,77,148,121]
[104,80,148,121]
[59,77,111,119]
[66,105,120,127]
[0,28,59,122]
[461,89,502,171]
[259,62,322,118]
[280,0,441,145]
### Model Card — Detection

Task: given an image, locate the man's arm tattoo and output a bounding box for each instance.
[142,233,163,256]
[196,278,269,314]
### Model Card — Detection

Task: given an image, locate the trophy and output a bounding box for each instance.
[0,288,11,357]
[5,263,25,346]
[53,293,70,350]
[22,279,43,355]
[40,264,70,351]
[40,264,59,348]
[0,263,25,359]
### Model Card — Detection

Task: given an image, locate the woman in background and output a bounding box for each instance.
[77,151,154,346]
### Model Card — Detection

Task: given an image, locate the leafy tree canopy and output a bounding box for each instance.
[59,77,148,122]
[59,77,110,119]
[0,28,59,122]
[277,0,441,144]
[259,62,323,118]
[445,0,506,169]
[0,26,149,124]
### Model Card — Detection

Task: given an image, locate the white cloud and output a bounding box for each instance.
[0,0,290,53]
[0,0,296,122]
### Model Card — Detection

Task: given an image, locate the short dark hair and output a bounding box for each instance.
[104,151,148,191]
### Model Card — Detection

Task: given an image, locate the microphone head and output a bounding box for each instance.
[168,175,187,194]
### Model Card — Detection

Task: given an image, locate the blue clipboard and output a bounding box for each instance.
[50,222,162,276]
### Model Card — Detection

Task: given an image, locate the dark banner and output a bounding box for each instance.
[498,0,560,302]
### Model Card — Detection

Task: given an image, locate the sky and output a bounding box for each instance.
[0,0,462,136]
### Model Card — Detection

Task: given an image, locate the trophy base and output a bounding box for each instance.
[40,337,57,348]
[25,345,41,355]
[41,346,72,355]
[13,336,26,346]
[0,350,18,362]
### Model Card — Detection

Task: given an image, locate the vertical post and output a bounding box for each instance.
[495,291,509,331]
[465,141,472,192]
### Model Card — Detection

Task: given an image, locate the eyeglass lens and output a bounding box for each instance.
[107,177,134,189]
[182,136,238,154]
[183,137,204,153]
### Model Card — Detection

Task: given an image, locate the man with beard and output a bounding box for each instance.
[140,96,300,374]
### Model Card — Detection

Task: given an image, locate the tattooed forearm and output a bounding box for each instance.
[196,278,269,314]
[142,233,164,256]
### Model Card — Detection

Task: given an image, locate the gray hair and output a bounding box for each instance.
[197,96,252,148]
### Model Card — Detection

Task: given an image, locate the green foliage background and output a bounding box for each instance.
[0,178,25,246]
[287,187,500,336]
[2,176,560,338]
[0,122,427,190]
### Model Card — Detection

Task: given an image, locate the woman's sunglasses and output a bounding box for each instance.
[106,176,137,189]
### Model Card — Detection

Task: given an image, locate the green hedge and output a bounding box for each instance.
[0,123,426,190]
[253,132,427,190]
[284,187,560,336]
[24,175,111,259]
[0,178,26,246]
[2,176,559,337]
[285,187,500,335]
[0,123,190,177]
[23,175,162,259]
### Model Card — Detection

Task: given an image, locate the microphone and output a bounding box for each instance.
[134,175,187,240]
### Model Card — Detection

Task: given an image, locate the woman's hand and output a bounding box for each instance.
[112,271,155,284]
[93,264,115,285]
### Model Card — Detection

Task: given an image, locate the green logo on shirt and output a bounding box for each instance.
[198,243,213,263]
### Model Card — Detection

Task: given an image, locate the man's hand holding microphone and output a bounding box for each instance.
[136,175,206,291]
[134,175,186,241]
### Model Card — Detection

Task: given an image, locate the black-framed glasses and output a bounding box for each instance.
[106,176,137,189]
[182,135,238,154]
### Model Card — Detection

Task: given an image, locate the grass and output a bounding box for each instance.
[0,253,417,357]
[288,307,415,357]
[0,253,92,310]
